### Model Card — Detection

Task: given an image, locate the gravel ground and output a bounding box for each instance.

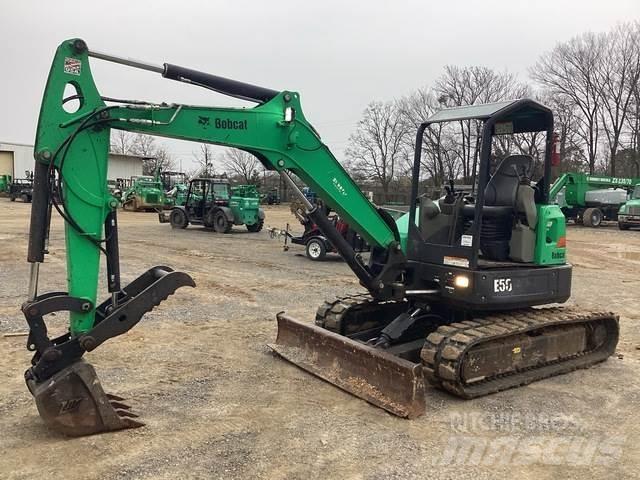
[0,200,639,479]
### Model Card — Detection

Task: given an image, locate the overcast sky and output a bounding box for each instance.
[1,0,638,170]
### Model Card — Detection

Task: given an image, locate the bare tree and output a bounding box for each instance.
[435,66,528,180]
[142,148,175,175]
[595,22,640,175]
[110,130,135,154]
[129,134,175,174]
[624,79,640,176]
[540,91,586,173]
[531,32,604,173]
[110,131,175,174]
[397,88,456,185]
[222,148,262,184]
[193,144,216,177]
[345,101,407,202]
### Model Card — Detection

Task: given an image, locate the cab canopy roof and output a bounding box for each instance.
[426,98,552,134]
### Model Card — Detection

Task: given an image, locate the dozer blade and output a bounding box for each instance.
[26,360,144,437]
[269,313,426,419]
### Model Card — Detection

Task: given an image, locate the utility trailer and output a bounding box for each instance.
[550,172,640,227]
[287,200,369,260]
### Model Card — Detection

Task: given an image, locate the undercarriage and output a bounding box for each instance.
[270,293,619,417]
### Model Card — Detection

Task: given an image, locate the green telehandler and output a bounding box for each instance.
[162,177,264,232]
[22,39,618,436]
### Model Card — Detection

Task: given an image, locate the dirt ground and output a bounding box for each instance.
[1,199,639,480]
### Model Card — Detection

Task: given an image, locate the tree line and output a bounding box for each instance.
[345,22,640,202]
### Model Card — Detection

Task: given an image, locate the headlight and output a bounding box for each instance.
[454,275,470,288]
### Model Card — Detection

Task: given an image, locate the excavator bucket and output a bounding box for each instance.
[23,266,195,437]
[269,313,426,419]
[26,360,143,437]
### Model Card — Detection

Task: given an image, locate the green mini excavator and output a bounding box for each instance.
[22,39,619,436]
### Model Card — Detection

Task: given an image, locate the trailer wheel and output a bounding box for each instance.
[618,222,630,231]
[306,238,326,261]
[246,219,264,233]
[583,208,602,227]
[213,210,232,233]
[169,209,188,229]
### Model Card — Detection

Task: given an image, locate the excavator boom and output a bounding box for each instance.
[24,38,415,435]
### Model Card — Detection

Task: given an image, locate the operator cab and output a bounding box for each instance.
[405,99,570,310]
[425,153,538,263]
[184,177,230,219]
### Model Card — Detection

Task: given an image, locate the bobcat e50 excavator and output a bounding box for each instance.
[22,38,619,436]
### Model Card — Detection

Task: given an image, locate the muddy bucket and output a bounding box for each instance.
[26,360,143,437]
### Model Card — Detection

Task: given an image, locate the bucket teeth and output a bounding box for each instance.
[27,360,146,436]
[106,393,126,401]
[109,399,133,410]
[122,418,145,429]
[115,408,139,418]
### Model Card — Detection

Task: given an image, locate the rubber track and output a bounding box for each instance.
[315,292,404,333]
[421,307,619,399]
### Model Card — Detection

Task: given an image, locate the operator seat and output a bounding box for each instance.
[482,155,533,211]
[419,155,535,256]
[460,154,535,261]
[460,154,533,218]
[484,154,533,211]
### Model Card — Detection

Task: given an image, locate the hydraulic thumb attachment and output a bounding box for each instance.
[23,165,194,437]
[22,267,195,436]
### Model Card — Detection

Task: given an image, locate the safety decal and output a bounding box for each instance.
[64,57,81,76]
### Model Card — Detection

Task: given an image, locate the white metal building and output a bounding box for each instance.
[107,153,146,180]
[0,141,144,181]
